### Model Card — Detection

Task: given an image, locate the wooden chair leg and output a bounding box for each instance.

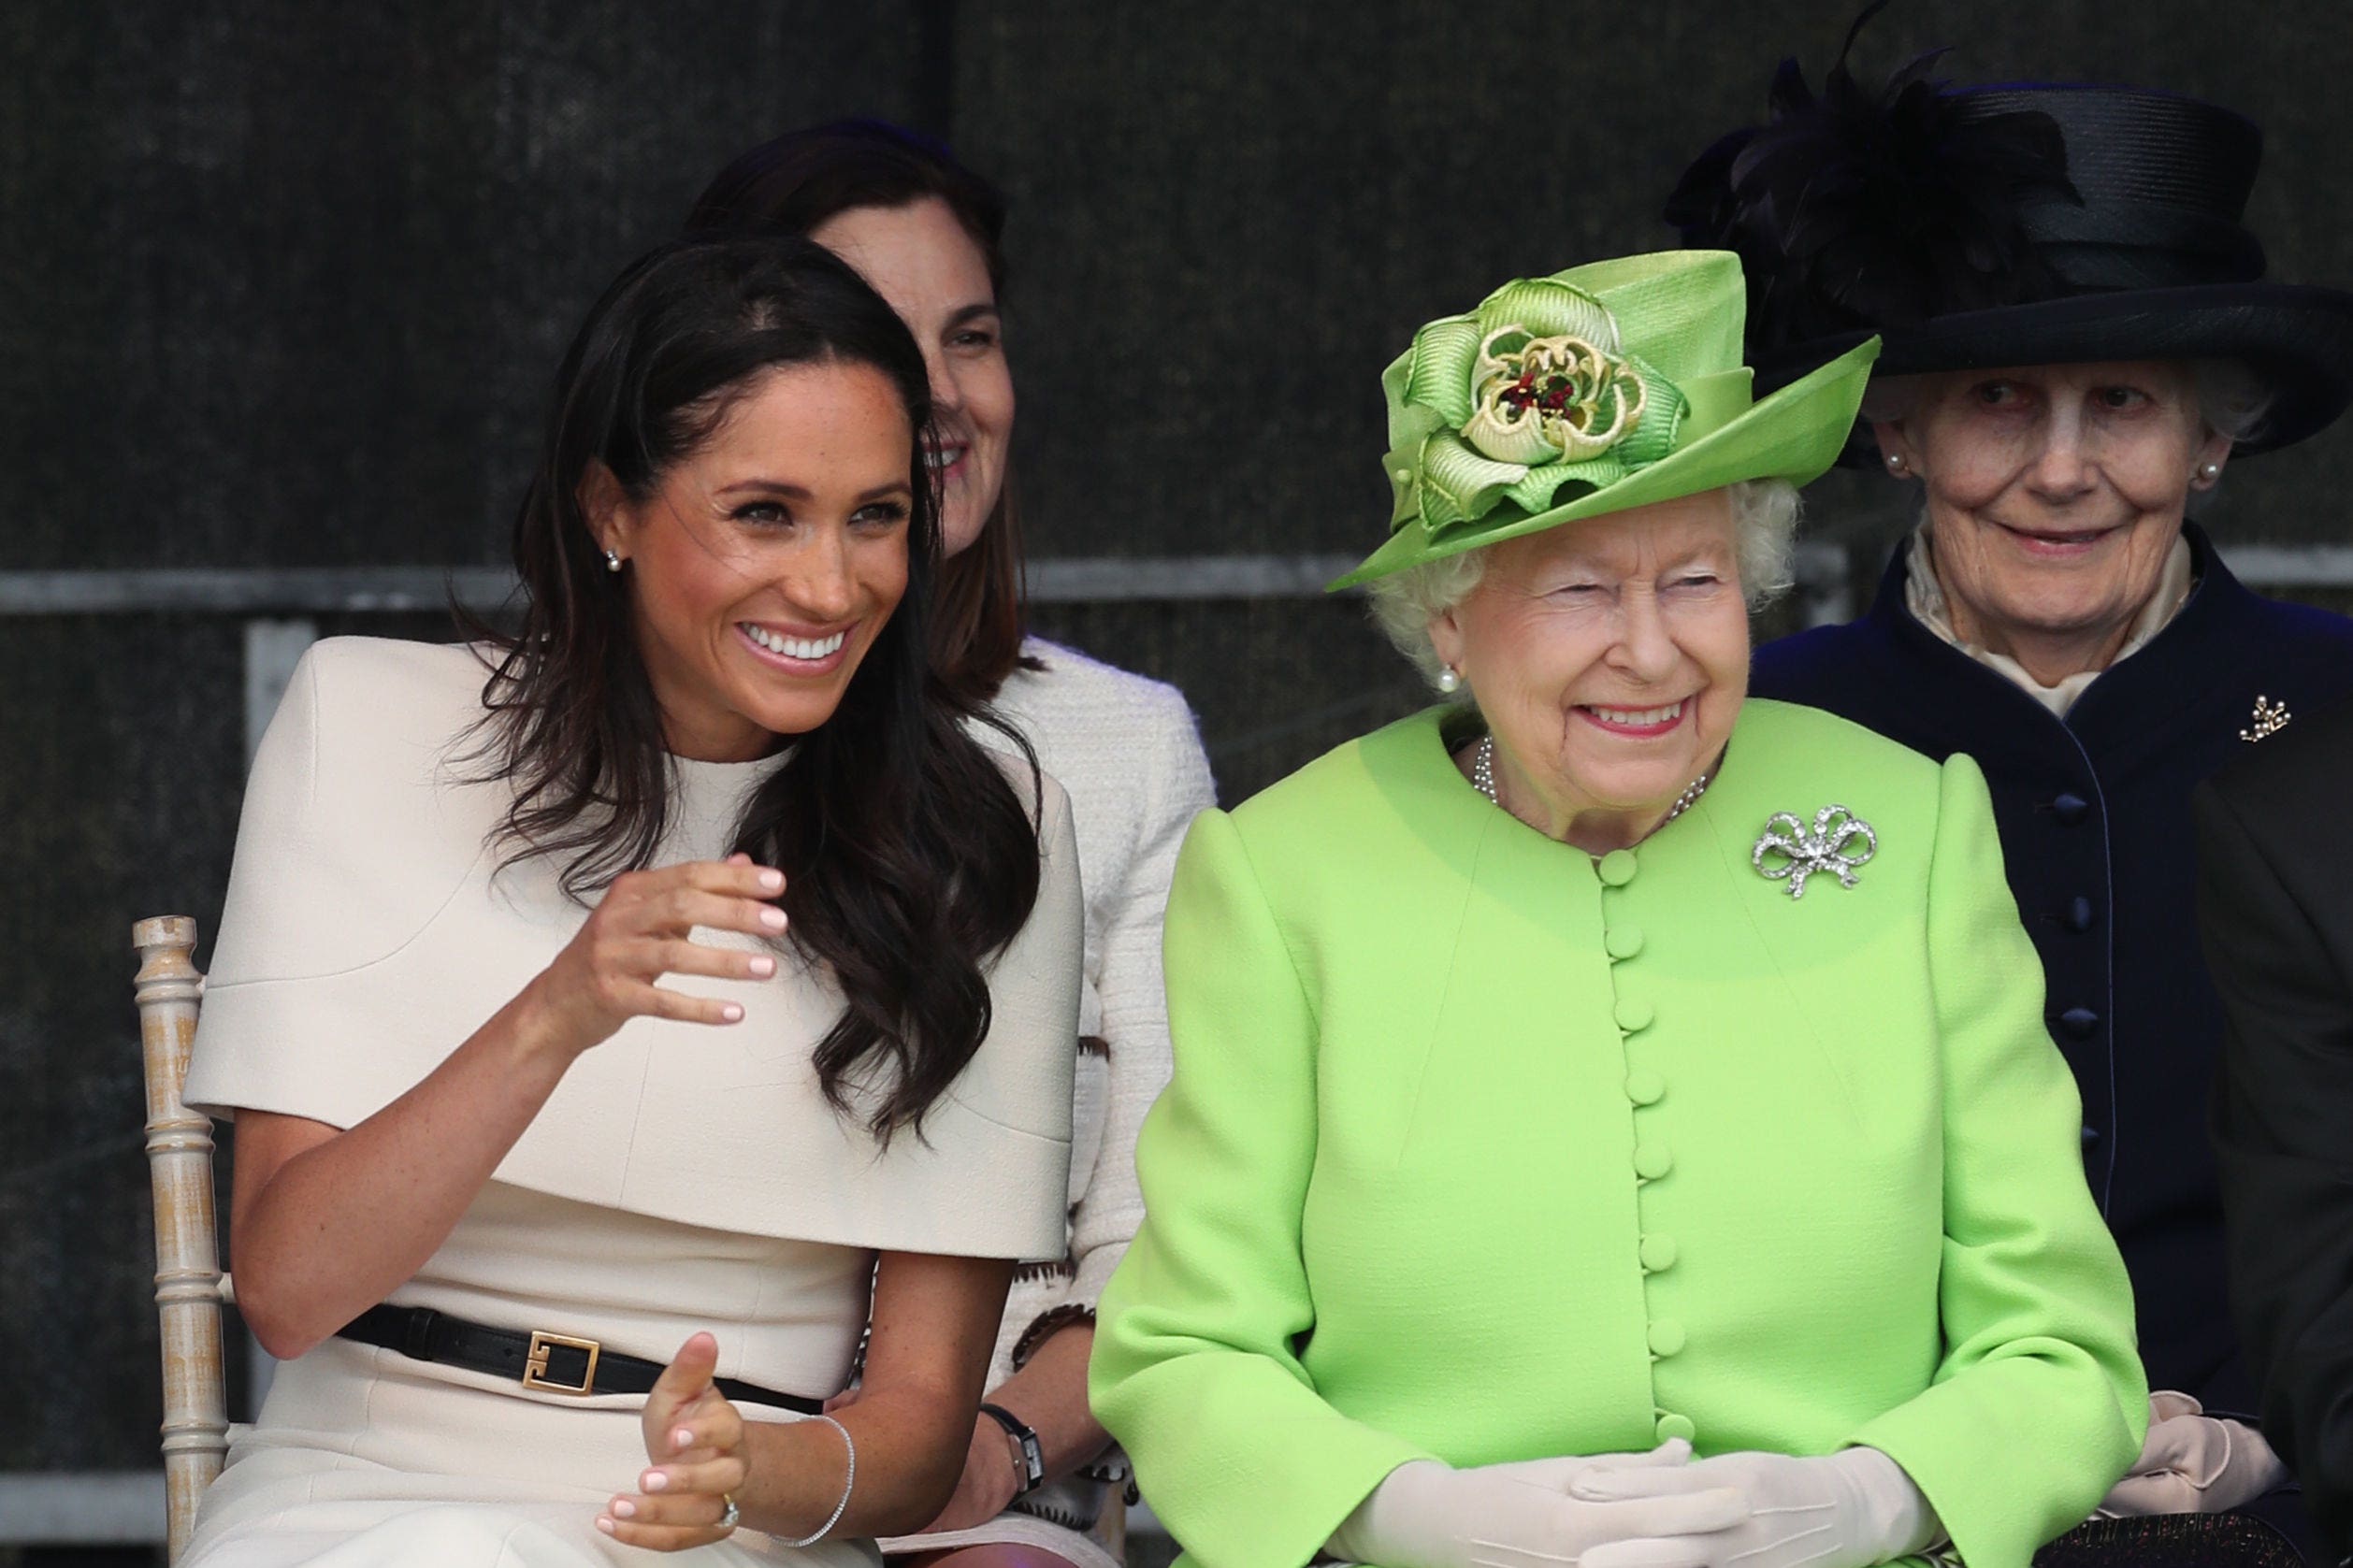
[135,916,228,1561]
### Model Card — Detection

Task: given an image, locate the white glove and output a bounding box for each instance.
[2097,1391,2289,1517]
[1328,1441,1752,1568]
[1573,1447,1936,1568]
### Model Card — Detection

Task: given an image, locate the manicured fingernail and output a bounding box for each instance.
[758,869,784,891]
[643,1470,670,1491]
[613,1499,637,1519]
[720,1003,743,1023]
[759,906,787,930]
[674,1428,695,1452]
[748,955,775,977]
[597,1517,615,1534]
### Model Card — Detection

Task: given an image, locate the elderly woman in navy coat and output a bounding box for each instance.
[1670,47,2353,1550]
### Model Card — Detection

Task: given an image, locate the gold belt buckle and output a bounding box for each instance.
[523,1330,600,1395]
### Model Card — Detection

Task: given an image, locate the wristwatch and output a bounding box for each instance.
[978,1402,1045,1497]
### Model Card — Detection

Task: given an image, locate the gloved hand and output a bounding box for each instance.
[2097,1391,2289,1517]
[1328,1441,1752,1568]
[1573,1446,1936,1568]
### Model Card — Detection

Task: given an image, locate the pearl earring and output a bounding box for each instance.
[1884,452,1910,476]
[2199,460,2222,482]
[604,549,625,573]
[1436,667,1461,694]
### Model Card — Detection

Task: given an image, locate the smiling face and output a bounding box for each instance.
[588,358,916,761]
[1429,490,1751,850]
[811,197,1013,559]
[1873,361,2230,678]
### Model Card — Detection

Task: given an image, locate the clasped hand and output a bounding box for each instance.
[597,1331,750,1551]
[1331,1442,1745,1568]
[1572,1446,1932,1568]
[1335,1441,1931,1568]
[2098,1391,2288,1517]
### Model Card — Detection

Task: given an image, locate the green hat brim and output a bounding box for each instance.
[1329,335,1881,591]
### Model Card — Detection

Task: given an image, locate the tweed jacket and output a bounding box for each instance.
[1751,524,2353,1414]
[1092,700,2144,1568]
[980,637,1216,1383]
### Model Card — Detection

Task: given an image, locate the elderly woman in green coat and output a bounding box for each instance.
[1090,252,2146,1568]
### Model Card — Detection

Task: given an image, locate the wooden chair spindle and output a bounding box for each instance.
[134,914,228,1561]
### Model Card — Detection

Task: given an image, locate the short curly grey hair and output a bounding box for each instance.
[1364,478,1801,693]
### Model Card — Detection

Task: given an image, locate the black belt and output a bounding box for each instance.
[338,1303,823,1415]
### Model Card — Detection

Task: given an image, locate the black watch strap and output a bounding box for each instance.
[978,1402,1046,1496]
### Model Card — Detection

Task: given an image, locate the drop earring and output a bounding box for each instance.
[604,549,625,573]
[1436,667,1461,694]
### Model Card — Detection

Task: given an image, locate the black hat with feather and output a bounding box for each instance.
[1665,3,2353,453]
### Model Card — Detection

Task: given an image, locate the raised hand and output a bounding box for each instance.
[598,1331,751,1551]
[525,853,787,1057]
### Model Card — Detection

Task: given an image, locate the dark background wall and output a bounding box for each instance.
[4,0,2349,1552]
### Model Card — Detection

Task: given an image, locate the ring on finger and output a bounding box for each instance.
[718,1493,740,1532]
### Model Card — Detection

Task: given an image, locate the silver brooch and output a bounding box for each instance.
[2239,694,2291,743]
[1753,806,1878,899]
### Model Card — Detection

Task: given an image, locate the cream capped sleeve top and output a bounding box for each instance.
[184,636,1080,1259]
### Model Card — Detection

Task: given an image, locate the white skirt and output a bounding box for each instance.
[180,1338,879,1568]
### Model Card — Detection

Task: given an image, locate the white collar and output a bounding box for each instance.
[1903,522,2196,717]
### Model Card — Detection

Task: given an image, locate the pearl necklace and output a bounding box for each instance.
[1471,735,1712,829]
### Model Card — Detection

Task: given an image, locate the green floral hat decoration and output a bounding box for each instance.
[1333,250,1880,588]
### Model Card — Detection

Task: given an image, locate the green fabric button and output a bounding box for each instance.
[1606,925,1644,960]
[1655,1413,1696,1444]
[1633,1141,1673,1180]
[1597,850,1639,886]
[1614,998,1655,1033]
[1639,1233,1679,1272]
[1624,1069,1666,1106]
[1648,1321,1687,1357]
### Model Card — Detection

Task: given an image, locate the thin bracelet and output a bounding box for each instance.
[779,1413,855,1547]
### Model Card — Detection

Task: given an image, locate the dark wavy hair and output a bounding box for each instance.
[469,235,1042,1140]
[683,119,1037,703]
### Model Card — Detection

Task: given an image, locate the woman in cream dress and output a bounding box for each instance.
[177,235,1082,1564]
[686,122,1217,1567]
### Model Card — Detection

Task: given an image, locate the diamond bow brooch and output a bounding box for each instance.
[1753,805,1878,899]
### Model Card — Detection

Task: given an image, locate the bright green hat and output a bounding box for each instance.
[1332,250,1880,589]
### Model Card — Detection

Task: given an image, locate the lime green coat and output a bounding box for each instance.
[1091,700,2144,1568]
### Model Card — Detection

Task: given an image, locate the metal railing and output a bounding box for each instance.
[0,554,1372,617]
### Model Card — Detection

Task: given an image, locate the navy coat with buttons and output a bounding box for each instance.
[1751,523,2353,1415]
